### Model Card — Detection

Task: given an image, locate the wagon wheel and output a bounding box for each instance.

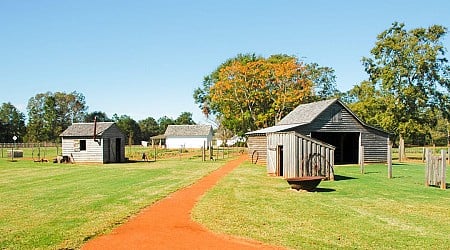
[251,150,259,164]
[307,153,322,176]
[305,153,334,179]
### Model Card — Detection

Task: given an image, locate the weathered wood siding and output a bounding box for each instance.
[61,137,104,163]
[294,102,388,163]
[101,125,126,163]
[267,132,335,179]
[361,128,389,163]
[61,124,126,163]
[247,134,267,165]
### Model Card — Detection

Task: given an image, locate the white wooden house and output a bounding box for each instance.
[59,122,126,163]
[164,125,213,149]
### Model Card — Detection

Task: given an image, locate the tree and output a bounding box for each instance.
[306,63,340,100]
[358,22,450,144]
[26,91,87,142]
[0,102,26,142]
[84,111,112,122]
[194,54,336,135]
[113,115,141,145]
[139,117,160,141]
[157,116,175,134]
[175,112,196,125]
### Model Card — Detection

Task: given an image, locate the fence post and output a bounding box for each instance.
[399,137,405,162]
[441,149,447,190]
[425,148,430,187]
[388,144,392,179]
[422,147,425,162]
[202,141,206,161]
[360,145,365,174]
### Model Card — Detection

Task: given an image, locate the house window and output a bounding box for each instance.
[80,140,87,151]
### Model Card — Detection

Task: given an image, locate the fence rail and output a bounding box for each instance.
[0,142,61,148]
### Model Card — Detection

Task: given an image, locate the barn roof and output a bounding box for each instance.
[60,122,117,137]
[277,98,339,125]
[164,125,212,137]
[247,98,387,135]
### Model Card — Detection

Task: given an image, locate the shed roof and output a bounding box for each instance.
[164,125,212,137]
[60,122,117,137]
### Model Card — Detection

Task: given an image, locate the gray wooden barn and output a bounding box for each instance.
[247,99,389,177]
[59,122,126,163]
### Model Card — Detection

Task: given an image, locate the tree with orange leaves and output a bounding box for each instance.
[193,53,338,136]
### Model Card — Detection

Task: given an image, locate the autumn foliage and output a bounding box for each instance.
[194,54,329,135]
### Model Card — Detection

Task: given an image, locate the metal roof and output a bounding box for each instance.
[246,123,305,135]
[164,125,212,136]
[59,122,116,137]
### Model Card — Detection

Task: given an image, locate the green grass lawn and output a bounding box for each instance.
[0,157,227,250]
[193,161,450,249]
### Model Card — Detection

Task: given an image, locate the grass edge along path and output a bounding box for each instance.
[82,154,283,250]
[193,161,450,250]
[0,157,227,250]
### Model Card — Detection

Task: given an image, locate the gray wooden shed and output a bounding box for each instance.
[59,122,126,163]
[247,98,389,166]
[266,131,335,179]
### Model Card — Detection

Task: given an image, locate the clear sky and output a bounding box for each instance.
[1,0,449,124]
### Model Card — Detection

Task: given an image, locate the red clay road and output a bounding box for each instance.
[82,155,283,250]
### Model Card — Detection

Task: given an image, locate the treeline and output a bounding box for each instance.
[194,22,450,147]
[0,91,195,144]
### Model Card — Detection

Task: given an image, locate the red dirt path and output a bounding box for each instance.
[82,155,283,250]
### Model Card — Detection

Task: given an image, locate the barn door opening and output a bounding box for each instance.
[311,132,359,164]
[276,145,284,176]
[115,138,121,162]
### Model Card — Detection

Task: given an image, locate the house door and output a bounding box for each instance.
[115,138,121,162]
[277,145,284,176]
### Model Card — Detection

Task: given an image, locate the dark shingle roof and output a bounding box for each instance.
[278,99,338,125]
[164,125,212,137]
[60,122,115,137]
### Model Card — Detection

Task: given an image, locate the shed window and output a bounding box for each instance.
[80,140,87,151]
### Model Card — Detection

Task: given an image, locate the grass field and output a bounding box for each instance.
[193,161,450,249]
[0,156,227,250]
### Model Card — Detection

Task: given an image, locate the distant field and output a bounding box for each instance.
[0,156,230,249]
[193,161,450,249]
[0,145,242,162]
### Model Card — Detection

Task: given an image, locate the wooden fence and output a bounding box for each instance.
[425,149,447,190]
[267,131,335,180]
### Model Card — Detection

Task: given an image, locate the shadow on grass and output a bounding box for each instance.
[334,175,357,181]
[364,171,381,174]
[314,188,336,193]
[126,159,156,163]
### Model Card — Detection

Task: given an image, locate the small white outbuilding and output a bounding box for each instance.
[59,122,126,163]
[164,125,213,149]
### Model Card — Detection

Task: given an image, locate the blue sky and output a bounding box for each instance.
[1,0,449,124]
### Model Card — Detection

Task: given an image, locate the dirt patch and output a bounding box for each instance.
[82,155,282,250]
